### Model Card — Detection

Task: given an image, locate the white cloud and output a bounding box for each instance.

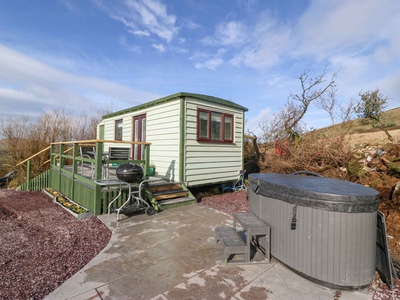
[118,35,141,53]
[296,0,399,58]
[198,12,293,70]
[0,44,158,119]
[184,19,201,30]
[58,0,79,13]
[195,0,400,76]
[131,29,151,37]
[246,107,272,133]
[231,25,291,69]
[96,0,178,43]
[201,20,247,48]
[152,43,165,52]
[213,21,247,46]
[195,58,223,70]
[0,88,38,101]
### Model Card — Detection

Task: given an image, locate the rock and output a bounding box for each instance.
[392,182,400,201]
[376,149,387,156]
[377,164,388,172]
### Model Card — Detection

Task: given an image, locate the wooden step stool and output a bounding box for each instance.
[215,227,247,264]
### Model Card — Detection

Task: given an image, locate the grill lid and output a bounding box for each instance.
[116,163,143,183]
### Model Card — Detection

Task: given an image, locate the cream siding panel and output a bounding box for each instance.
[97,120,105,139]
[102,115,133,152]
[145,100,181,181]
[100,100,181,182]
[184,98,244,186]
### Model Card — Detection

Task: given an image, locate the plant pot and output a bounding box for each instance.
[149,167,155,176]
[43,189,93,220]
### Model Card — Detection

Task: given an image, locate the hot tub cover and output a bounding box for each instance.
[248,173,379,213]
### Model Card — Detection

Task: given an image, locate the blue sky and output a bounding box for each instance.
[0,0,399,135]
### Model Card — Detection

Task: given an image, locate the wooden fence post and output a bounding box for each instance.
[26,160,31,191]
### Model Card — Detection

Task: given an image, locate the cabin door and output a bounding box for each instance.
[132,114,146,160]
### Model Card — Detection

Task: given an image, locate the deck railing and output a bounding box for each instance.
[16,169,50,191]
[18,139,152,215]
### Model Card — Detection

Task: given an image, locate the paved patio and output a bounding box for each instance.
[45,204,374,300]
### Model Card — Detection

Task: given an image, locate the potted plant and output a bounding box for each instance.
[43,188,93,219]
[149,163,155,176]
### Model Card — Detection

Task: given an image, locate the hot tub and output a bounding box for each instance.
[247,173,380,289]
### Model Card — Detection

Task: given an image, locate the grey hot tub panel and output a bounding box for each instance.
[247,173,380,289]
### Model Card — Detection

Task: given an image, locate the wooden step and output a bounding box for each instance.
[153,189,188,200]
[145,181,196,211]
[148,183,183,193]
[158,197,196,206]
[215,227,247,264]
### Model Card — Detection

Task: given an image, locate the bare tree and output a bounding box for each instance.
[316,87,357,126]
[316,87,337,124]
[0,106,108,177]
[283,66,337,141]
[338,99,356,124]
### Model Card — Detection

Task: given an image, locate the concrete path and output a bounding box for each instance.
[45,204,374,300]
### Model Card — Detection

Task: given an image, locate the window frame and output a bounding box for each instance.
[132,114,146,160]
[114,119,123,141]
[197,108,234,143]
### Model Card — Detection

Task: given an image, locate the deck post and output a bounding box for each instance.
[50,144,55,166]
[144,144,150,176]
[59,144,65,168]
[72,144,79,174]
[57,144,64,191]
[94,141,103,180]
[94,184,102,215]
[93,141,104,215]
[71,144,79,199]
[26,159,31,191]
[49,144,55,190]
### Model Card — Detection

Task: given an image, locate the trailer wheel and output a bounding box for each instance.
[146,207,155,215]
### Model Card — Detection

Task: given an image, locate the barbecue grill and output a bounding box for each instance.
[98,164,157,220]
[116,163,144,183]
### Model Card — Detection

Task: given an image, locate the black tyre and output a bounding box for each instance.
[146,207,155,215]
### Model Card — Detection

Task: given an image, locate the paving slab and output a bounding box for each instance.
[45,203,375,300]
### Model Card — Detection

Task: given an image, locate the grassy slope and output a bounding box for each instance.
[319,107,400,134]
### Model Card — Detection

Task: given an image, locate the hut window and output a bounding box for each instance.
[224,115,233,141]
[197,109,233,143]
[115,119,123,141]
[199,111,209,139]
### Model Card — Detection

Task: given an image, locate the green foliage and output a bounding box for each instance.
[354,88,394,142]
[347,158,365,179]
[355,88,388,126]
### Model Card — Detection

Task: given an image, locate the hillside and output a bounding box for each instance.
[319,107,400,145]
[346,107,400,134]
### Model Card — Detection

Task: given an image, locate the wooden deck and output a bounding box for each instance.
[18,139,196,216]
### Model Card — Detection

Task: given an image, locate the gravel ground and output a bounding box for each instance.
[200,190,249,215]
[0,189,111,300]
